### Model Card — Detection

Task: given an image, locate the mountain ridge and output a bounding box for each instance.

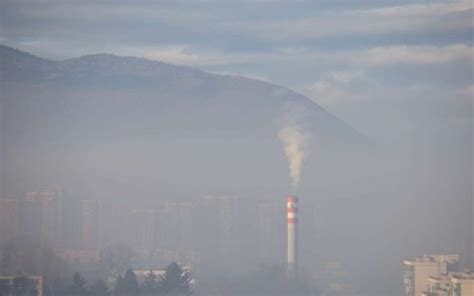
[0,44,366,200]
[1,44,364,139]
[1,44,322,108]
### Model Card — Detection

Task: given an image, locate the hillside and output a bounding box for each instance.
[0,45,363,199]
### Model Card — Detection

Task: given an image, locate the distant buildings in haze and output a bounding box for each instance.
[24,190,63,248]
[257,201,285,264]
[0,198,19,247]
[0,189,103,256]
[81,199,102,249]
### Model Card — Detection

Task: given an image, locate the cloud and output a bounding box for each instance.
[362,44,473,66]
[307,80,352,102]
[244,1,472,41]
[305,43,473,105]
[139,43,472,68]
[306,71,368,104]
[1,1,471,57]
[208,70,271,82]
[132,46,278,66]
[142,47,209,66]
[456,84,474,97]
[279,44,472,69]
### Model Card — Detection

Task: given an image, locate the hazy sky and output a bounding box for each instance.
[0,0,472,140]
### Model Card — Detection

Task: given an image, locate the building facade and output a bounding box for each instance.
[157,202,193,251]
[450,272,474,296]
[131,209,159,252]
[192,195,237,270]
[23,191,62,248]
[0,198,19,246]
[424,271,474,296]
[257,201,285,264]
[403,254,460,296]
[81,199,102,249]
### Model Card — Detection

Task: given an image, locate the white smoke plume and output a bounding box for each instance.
[279,125,310,189]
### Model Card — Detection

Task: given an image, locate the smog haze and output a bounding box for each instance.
[0,1,472,296]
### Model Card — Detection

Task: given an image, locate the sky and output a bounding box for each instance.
[0,0,472,140]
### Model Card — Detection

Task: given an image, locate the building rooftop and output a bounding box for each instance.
[404,254,460,265]
[450,270,474,282]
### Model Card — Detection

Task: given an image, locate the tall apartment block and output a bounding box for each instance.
[23,191,62,248]
[157,202,193,251]
[81,199,102,249]
[131,209,159,252]
[403,254,460,296]
[193,195,236,269]
[424,271,474,296]
[257,201,285,264]
[0,198,19,246]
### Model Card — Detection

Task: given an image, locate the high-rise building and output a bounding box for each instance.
[257,201,284,264]
[424,275,451,296]
[424,271,474,296]
[23,191,62,247]
[131,209,159,252]
[141,202,194,267]
[450,271,474,296]
[193,195,236,269]
[61,197,81,248]
[157,202,193,251]
[403,254,460,296]
[0,198,19,246]
[81,199,102,249]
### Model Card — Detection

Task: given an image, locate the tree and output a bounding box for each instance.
[113,276,123,296]
[11,275,38,296]
[69,272,88,296]
[115,268,139,296]
[141,270,160,296]
[159,262,192,296]
[44,277,67,296]
[0,238,71,282]
[89,279,110,296]
[0,279,11,296]
[100,244,135,283]
[0,240,19,275]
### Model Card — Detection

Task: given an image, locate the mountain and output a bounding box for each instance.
[0,45,396,290]
[0,45,364,200]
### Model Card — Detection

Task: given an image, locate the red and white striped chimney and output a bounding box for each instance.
[287,195,297,280]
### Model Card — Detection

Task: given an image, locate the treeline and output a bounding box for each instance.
[0,239,188,296]
[1,239,320,296]
[0,275,39,296]
[197,264,320,296]
[0,262,191,296]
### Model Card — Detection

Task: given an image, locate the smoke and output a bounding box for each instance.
[278,125,310,189]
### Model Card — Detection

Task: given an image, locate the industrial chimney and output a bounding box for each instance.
[287,195,297,280]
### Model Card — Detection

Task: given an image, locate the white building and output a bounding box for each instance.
[134,266,195,289]
[424,275,451,296]
[450,271,474,296]
[423,271,474,296]
[403,254,460,296]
